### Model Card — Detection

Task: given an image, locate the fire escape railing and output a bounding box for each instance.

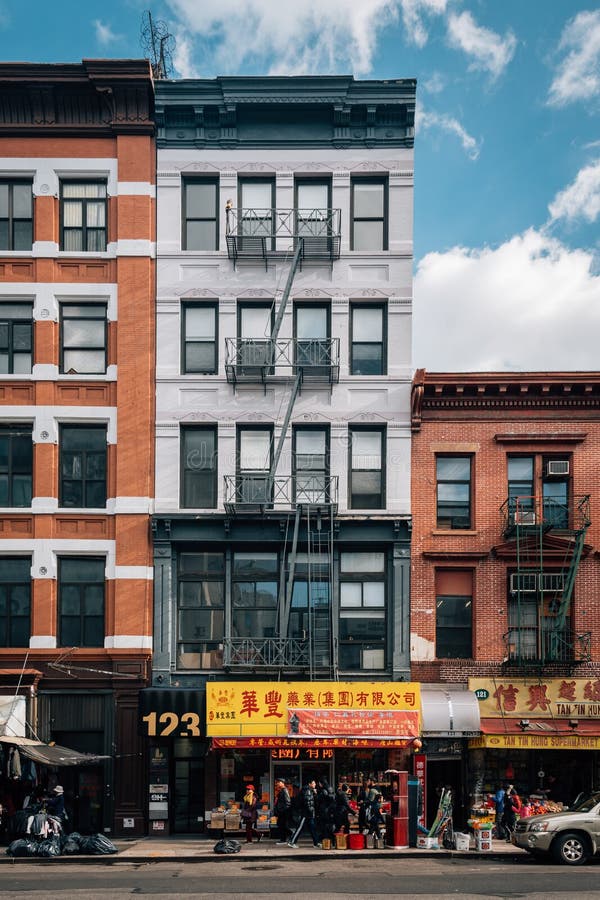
[224,474,338,514]
[225,207,341,267]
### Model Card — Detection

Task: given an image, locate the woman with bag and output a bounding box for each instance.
[241,785,262,843]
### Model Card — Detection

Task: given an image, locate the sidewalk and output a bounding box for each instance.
[1,835,527,864]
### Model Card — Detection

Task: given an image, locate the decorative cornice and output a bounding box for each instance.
[411,369,600,431]
[155,75,415,150]
[0,59,154,136]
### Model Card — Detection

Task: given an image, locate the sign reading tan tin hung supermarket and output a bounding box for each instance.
[207,681,420,738]
[469,677,600,719]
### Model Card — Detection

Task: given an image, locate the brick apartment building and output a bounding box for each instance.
[0,60,155,835]
[411,369,600,823]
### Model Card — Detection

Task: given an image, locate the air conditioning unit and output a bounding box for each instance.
[540,572,565,592]
[546,460,569,477]
[514,510,536,525]
[510,573,537,593]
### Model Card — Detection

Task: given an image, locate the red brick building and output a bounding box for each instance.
[0,61,155,835]
[411,370,600,818]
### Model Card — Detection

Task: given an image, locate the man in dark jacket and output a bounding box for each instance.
[299,779,320,847]
[274,778,291,845]
[334,783,352,833]
[316,779,336,843]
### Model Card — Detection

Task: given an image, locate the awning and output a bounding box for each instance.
[0,735,109,767]
[420,688,480,737]
[469,718,600,750]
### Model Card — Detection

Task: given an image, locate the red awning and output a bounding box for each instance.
[480,718,600,736]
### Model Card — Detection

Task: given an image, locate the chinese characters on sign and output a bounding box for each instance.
[469,678,600,719]
[206,682,421,738]
[288,708,419,738]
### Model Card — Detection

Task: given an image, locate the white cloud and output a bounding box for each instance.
[172,29,202,79]
[416,105,481,160]
[548,10,600,107]
[398,0,448,48]
[94,19,122,47]
[165,0,452,75]
[413,229,600,371]
[167,0,399,75]
[548,160,600,225]
[446,10,517,80]
[422,71,446,94]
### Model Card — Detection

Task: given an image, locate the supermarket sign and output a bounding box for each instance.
[469,677,600,719]
[469,733,600,751]
[207,681,420,738]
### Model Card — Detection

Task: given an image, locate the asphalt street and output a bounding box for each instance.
[2,855,600,899]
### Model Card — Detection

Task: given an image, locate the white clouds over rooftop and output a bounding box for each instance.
[548,9,600,107]
[416,105,481,159]
[414,229,600,371]
[167,0,399,75]
[446,10,517,80]
[93,19,122,47]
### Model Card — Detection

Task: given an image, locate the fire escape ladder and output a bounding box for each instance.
[279,505,301,640]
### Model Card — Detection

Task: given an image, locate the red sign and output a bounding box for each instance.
[413,753,427,829]
[211,736,413,749]
[288,708,419,738]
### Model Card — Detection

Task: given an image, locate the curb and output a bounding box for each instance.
[0,848,527,865]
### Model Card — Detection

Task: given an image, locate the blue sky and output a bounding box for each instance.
[3,0,599,371]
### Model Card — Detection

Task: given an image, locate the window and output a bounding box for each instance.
[238,303,273,372]
[436,570,472,659]
[293,426,329,503]
[350,304,385,375]
[232,552,278,638]
[294,303,330,374]
[507,570,570,663]
[58,557,105,647]
[59,425,107,508]
[288,552,330,667]
[0,557,31,647]
[237,426,272,504]
[60,303,107,374]
[349,427,385,509]
[507,455,569,528]
[239,179,275,249]
[295,179,331,238]
[0,425,33,507]
[0,303,33,374]
[339,552,386,671]
[0,181,33,251]
[181,426,217,508]
[436,456,472,529]
[177,552,224,669]
[182,303,217,374]
[182,178,219,251]
[60,182,107,252]
[351,177,387,250]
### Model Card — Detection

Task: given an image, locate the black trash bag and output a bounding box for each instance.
[10,809,30,836]
[214,838,241,854]
[61,831,83,854]
[79,833,118,855]
[6,838,38,857]
[37,835,62,857]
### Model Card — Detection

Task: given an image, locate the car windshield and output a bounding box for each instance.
[570,792,600,813]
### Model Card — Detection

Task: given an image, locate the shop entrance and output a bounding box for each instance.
[172,739,205,834]
[427,758,465,828]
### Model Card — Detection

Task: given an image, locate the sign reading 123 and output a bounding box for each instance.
[142,711,201,737]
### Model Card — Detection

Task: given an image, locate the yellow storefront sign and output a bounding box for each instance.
[470,733,600,751]
[469,677,600,719]
[207,681,420,737]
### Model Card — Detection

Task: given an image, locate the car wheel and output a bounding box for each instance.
[551,832,589,866]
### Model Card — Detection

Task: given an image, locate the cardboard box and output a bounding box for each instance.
[225,814,241,830]
[210,814,225,829]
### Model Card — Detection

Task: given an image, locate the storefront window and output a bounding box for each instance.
[232,553,278,638]
[288,552,331,668]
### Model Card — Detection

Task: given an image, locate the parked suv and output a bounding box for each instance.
[512,792,600,865]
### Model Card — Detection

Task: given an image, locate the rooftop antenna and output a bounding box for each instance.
[140,10,175,79]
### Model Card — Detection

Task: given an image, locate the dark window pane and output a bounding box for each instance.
[179,553,224,576]
[352,344,383,375]
[186,182,217,218]
[186,220,216,251]
[186,343,216,373]
[83,617,104,647]
[12,183,32,218]
[13,221,33,250]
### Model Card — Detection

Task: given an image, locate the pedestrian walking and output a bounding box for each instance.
[273,778,291,845]
[241,785,262,843]
[316,778,336,843]
[334,783,352,834]
[289,779,320,848]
